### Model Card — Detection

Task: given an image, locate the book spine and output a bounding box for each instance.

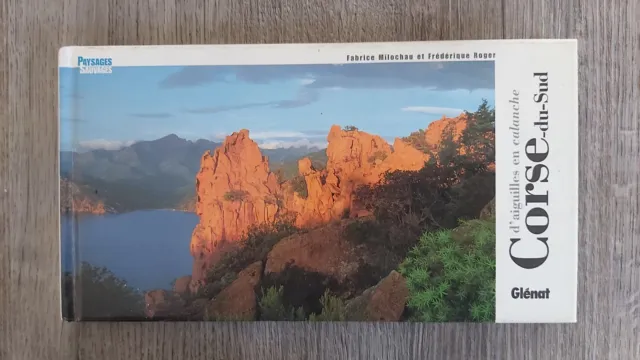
[58,47,81,321]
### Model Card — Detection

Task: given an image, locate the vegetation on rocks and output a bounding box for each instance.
[145,100,497,322]
[223,190,249,202]
[61,262,144,320]
[401,129,429,153]
[308,290,348,321]
[350,100,496,322]
[198,218,298,300]
[258,286,306,321]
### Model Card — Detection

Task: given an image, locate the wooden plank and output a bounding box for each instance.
[502,1,639,359]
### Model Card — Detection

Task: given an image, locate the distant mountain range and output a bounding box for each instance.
[60,134,325,213]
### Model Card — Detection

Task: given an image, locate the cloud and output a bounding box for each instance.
[299,78,316,85]
[159,67,229,88]
[186,88,320,114]
[186,102,270,114]
[162,62,492,117]
[130,112,173,118]
[249,130,326,140]
[272,89,318,109]
[258,138,327,150]
[210,129,328,149]
[77,139,136,151]
[212,129,327,140]
[160,62,494,91]
[401,106,465,117]
[301,129,329,136]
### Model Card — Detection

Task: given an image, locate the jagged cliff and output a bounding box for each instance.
[189,130,285,283]
[189,116,468,287]
[60,178,111,215]
[285,125,432,227]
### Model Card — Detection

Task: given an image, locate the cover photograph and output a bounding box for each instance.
[58,40,578,323]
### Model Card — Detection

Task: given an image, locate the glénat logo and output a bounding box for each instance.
[77,56,113,74]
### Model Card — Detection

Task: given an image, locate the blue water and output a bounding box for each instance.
[61,210,199,291]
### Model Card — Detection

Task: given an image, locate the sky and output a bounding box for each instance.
[59,61,495,151]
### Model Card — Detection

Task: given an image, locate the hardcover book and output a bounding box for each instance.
[58,40,578,323]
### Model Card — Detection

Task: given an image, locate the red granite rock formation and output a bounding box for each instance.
[189,130,284,285]
[424,114,468,149]
[344,270,409,321]
[287,125,433,226]
[189,115,470,287]
[206,261,263,320]
[144,289,185,318]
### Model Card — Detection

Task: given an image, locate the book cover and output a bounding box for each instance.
[58,40,578,323]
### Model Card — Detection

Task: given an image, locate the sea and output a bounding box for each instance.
[60,210,199,291]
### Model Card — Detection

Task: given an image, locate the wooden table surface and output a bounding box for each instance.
[1,0,638,359]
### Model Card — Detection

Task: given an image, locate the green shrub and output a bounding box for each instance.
[62,262,145,320]
[290,175,308,199]
[398,218,496,322]
[224,189,248,202]
[343,125,358,132]
[258,286,305,321]
[461,99,495,165]
[401,129,430,153]
[308,290,346,321]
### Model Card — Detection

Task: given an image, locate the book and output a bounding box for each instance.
[58,40,578,323]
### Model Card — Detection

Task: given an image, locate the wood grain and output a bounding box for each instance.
[1,0,638,359]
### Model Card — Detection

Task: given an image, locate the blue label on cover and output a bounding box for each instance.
[77,56,113,74]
